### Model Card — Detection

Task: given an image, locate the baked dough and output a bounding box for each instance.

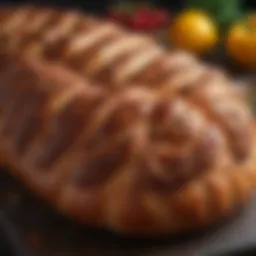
[0,5,256,236]
[0,54,255,236]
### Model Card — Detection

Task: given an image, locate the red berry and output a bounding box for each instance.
[128,8,155,31]
[151,9,170,26]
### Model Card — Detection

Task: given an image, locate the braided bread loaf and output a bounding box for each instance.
[0,4,230,93]
[0,53,255,236]
[0,5,255,235]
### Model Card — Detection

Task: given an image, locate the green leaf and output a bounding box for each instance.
[185,0,245,33]
[112,1,136,13]
[217,10,245,33]
[186,0,242,19]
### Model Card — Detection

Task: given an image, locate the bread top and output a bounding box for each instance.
[0,54,254,195]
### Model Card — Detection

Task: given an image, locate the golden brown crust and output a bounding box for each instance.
[0,54,256,236]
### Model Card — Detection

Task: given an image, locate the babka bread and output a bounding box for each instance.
[0,4,229,93]
[0,53,255,235]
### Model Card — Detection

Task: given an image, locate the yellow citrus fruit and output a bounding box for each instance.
[170,9,219,55]
[226,13,256,68]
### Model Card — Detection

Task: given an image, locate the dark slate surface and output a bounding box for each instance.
[1,168,256,256]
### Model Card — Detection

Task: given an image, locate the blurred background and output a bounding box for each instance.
[0,0,255,70]
[0,0,255,11]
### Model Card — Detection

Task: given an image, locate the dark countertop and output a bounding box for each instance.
[1,170,256,256]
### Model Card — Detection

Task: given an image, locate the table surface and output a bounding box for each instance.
[1,169,256,256]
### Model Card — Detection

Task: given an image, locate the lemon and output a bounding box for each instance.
[170,10,219,55]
